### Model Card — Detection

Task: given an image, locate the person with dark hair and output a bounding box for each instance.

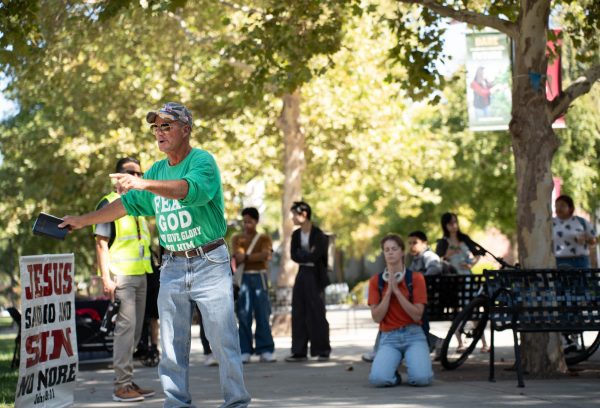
[435,212,484,275]
[368,234,433,387]
[93,157,155,402]
[60,103,250,407]
[285,201,331,362]
[363,231,443,364]
[435,212,489,353]
[231,207,276,363]
[553,194,597,268]
[407,231,442,277]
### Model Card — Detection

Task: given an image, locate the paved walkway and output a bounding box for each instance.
[73,307,600,407]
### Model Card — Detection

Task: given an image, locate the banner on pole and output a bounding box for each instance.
[547,29,565,128]
[15,254,77,408]
[466,31,512,131]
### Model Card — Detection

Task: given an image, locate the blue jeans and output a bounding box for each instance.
[556,256,590,269]
[236,273,275,355]
[369,324,433,387]
[158,245,251,408]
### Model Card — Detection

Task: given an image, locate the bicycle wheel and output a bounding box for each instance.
[440,296,489,370]
[564,331,600,366]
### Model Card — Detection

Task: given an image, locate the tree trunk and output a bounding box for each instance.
[510,0,566,375]
[272,90,305,335]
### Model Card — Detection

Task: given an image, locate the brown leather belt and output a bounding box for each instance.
[164,238,226,259]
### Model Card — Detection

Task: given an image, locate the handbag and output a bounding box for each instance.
[233,233,261,287]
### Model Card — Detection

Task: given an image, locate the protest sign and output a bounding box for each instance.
[15,254,77,408]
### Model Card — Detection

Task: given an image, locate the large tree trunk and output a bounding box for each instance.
[510,0,566,375]
[272,90,304,335]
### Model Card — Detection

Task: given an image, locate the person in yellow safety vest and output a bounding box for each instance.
[93,157,155,403]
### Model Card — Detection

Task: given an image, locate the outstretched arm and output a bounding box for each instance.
[59,199,127,231]
[110,173,189,200]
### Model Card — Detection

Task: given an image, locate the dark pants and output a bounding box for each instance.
[291,268,331,357]
[197,308,212,355]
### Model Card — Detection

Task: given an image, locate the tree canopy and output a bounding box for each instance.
[0,1,598,299]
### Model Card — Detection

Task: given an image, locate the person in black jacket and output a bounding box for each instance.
[285,201,331,362]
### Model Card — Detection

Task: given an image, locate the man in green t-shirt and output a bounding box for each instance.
[61,102,250,408]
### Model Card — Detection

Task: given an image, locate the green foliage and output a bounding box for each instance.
[385,3,447,102]
[0,3,269,280]
[553,89,600,214]
[0,334,19,406]
[0,0,598,279]
[551,10,600,216]
[223,0,356,96]
[299,12,456,256]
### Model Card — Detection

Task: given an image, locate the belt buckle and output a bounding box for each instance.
[184,247,203,259]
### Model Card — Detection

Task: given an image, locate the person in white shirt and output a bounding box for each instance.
[553,194,597,268]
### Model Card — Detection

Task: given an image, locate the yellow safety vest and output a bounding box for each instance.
[93,191,153,276]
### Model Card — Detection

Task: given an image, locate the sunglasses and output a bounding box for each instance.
[150,122,178,134]
[123,170,143,177]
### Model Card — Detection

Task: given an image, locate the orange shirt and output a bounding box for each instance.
[368,271,427,332]
[231,233,272,271]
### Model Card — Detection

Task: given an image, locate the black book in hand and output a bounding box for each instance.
[32,212,69,240]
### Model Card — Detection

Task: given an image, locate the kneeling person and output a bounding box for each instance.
[368,234,433,387]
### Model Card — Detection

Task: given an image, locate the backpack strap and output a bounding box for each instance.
[575,216,587,233]
[405,269,414,302]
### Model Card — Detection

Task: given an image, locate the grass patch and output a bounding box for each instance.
[0,317,14,328]
[0,333,18,407]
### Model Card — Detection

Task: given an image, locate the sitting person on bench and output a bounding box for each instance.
[367,234,433,387]
[407,231,442,276]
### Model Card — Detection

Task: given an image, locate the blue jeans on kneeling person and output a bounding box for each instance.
[369,324,433,387]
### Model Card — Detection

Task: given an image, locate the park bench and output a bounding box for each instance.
[484,268,600,387]
[425,274,487,322]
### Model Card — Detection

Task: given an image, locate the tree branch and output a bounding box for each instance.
[549,64,600,121]
[401,0,518,38]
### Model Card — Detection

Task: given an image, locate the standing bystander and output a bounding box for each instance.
[231,207,276,363]
[285,201,331,362]
[553,194,597,269]
[93,157,155,402]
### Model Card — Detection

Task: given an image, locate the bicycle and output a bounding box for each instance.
[439,244,600,370]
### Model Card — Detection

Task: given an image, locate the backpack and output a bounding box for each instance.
[377,269,434,351]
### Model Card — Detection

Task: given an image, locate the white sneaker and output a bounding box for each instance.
[259,352,276,363]
[241,353,251,364]
[204,354,218,367]
[361,351,375,363]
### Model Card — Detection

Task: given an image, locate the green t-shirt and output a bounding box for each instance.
[121,148,226,252]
